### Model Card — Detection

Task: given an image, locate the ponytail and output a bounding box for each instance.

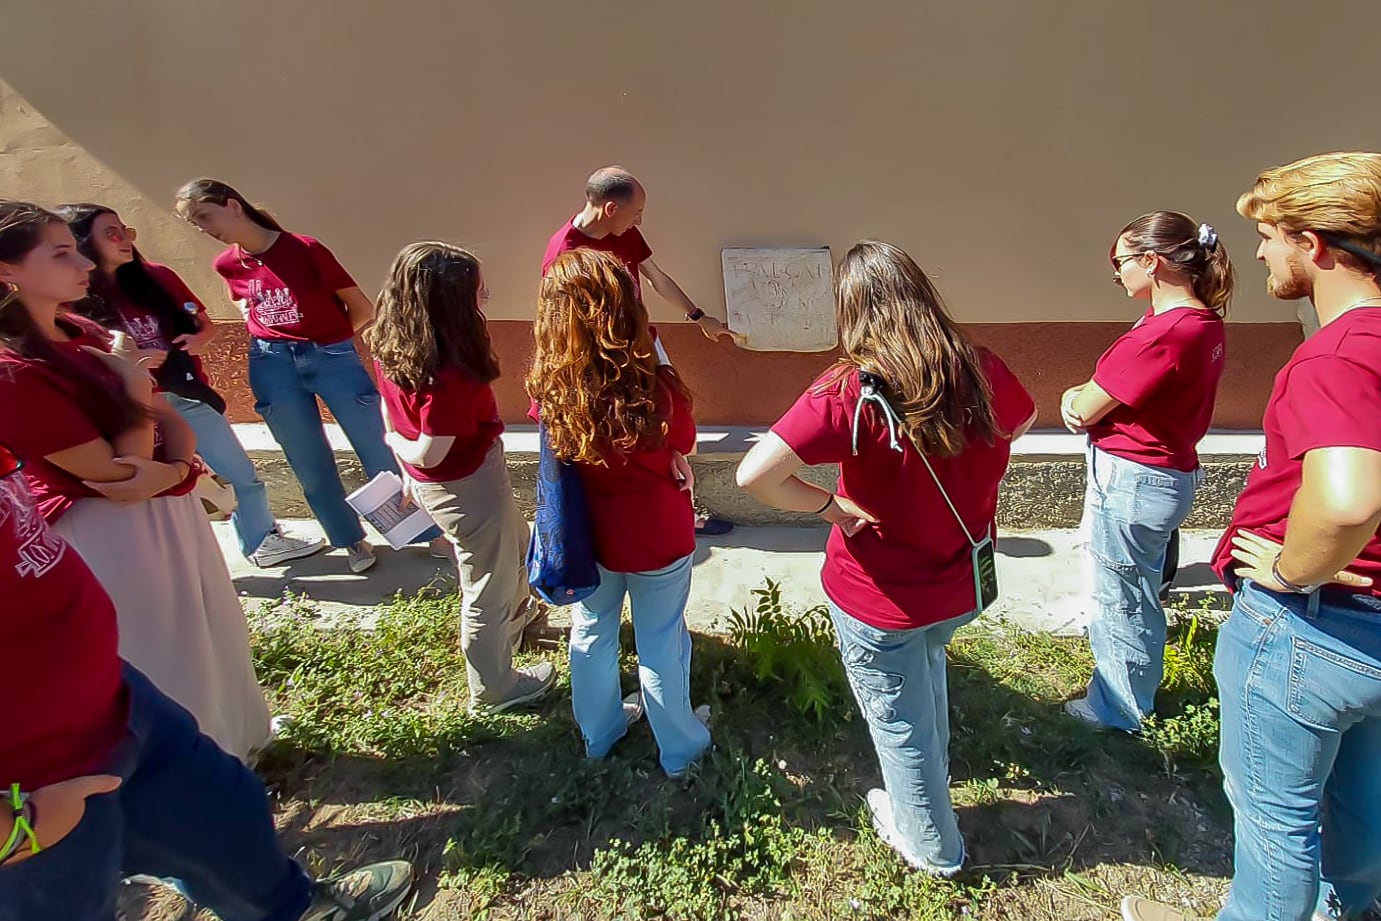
[1193,235,1235,316]
[1118,211,1236,317]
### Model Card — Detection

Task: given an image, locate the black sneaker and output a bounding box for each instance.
[300,860,413,921]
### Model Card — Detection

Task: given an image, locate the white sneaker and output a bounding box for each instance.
[623,691,645,728]
[347,540,377,573]
[249,528,326,568]
[866,788,964,877]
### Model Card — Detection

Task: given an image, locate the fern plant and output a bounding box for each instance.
[726,580,850,726]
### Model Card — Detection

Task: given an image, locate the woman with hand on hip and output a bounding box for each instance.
[738,241,1037,876]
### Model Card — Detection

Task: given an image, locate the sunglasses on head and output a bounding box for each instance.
[0,443,23,480]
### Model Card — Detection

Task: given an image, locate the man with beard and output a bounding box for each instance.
[1121,153,1381,920]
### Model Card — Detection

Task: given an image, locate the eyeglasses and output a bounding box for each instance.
[1110,253,1144,285]
[0,442,23,480]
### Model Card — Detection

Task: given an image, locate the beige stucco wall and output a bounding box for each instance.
[2,1,1379,325]
[0,81,226,308]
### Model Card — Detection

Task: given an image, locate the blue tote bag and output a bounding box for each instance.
[527,423,601,605]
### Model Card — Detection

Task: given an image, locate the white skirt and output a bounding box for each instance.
[54,492,271,761]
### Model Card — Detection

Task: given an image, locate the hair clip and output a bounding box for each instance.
[1197,223,1218,248]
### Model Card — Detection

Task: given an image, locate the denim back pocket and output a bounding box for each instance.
[1287,633,1381,731]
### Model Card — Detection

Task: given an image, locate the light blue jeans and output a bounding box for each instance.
[569,553,711,775]
[829,601,977,873]
[166,393,275,557]
[1216,581,1381,921]
[1085,445,1201,730]
[248,337,438,548]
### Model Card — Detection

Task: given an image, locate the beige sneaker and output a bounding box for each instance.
[1121,896,1200,921]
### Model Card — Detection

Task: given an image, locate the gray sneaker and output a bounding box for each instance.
[1063,696,1106,728]
[346,540,377,574]
[300,860,413,921]
[250,528,327,568]
[471,662,556,714]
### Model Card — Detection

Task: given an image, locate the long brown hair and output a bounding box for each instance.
[368,242,500,391]
[1117,211,1235,315]
[0,201,147,437]
[527,249,689,464]
[174,178,286,232]
[829,240,997,458]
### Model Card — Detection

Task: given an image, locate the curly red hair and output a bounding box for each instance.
[527,249,690,464]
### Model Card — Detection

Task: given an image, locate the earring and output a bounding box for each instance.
[0,281,16,309]
[1145,268,1154,278]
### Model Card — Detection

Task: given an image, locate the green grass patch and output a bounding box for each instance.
[214,584,1240,920]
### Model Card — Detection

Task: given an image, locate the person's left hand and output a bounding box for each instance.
[1229,530,1373,591]
[174,324,217,356]
[671,452,695,493]
[696,315,745,345]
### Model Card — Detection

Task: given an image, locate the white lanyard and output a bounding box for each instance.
[850,372,984,549]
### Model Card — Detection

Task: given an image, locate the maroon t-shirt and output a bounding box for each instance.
[376,363,505,483]
[0,472,127,790]
[1212,307,1381,597]
[530,370,696,573]
[1089,306,1226,472]
[213,233,358,344]
[542,219,653,297]
[0,318,197,523]
[772,351,1035,629]
[104,262,212,385]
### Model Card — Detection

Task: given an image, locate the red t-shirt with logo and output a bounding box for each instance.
[530,369,695,573]
[376,363,505,483]
[104,262,212,385]
[0,473,128,790]
[542,219,653,298]
[0,318,197,522]
[773,351,1035,629]
[1088,306,1226,472]
[1212,308,1381,596]
[213,233,358,344]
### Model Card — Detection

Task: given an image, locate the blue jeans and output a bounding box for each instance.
[166,393,275,557]
[248,337,437,548]
[829,601,976,873]
[1085,445,1201,730]
[1215,582,1381,921]
[569,554,711,775]
[0,666,312,921]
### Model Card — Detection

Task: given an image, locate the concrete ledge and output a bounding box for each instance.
[238,425,1261,529]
